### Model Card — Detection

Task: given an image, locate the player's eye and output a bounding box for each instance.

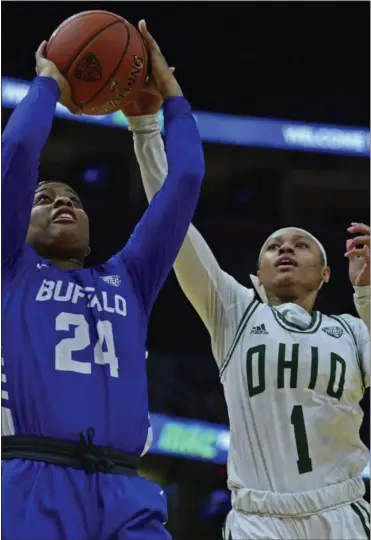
[70,196,82,207]
[296,242,310,248]
[35,194,52,204]
[267,243,280,250]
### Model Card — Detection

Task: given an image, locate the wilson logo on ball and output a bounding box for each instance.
[92,55,145,114]
[75,53,103,82]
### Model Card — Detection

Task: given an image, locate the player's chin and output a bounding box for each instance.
[50,223,84,246]
[273,271,297,287]
[50,221,80,237]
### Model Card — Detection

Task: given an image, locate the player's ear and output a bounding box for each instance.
[322,266,331,284]
[84,247,91,258]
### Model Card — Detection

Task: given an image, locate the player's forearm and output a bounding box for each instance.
[123,96,205,315]
[136,96,205,233]
[353,285,370,331]
[2,77,59,160]
[129,97,204,236]
[130,96,205,249]
[2,76,59,263]
[163,96,204,183]
[128,113,165,201]
[129,99,204,196]
[128,108,229,332]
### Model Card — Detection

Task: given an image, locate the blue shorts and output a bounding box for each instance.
[2,459,171,540]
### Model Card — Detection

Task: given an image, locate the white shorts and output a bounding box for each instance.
[223,500,370,540]
[224,477,370,539]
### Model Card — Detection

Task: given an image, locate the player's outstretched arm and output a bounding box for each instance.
[345,222,370,331]
[1,42,77,267]
[116,21,205,317]
[126,113,248,338]
[123,31,255,350]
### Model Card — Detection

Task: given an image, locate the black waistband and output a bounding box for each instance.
[2,428,140,475]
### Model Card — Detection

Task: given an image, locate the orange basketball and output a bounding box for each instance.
[46,11,148,115]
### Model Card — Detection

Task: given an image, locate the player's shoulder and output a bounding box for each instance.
[218,274,265,338]
[221,271,261,308]
[96,255,127,276]
[2,244,39,280]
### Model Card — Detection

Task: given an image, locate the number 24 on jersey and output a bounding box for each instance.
[55,312,119,377]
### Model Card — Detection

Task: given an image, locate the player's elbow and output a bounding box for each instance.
[181,148,205,187]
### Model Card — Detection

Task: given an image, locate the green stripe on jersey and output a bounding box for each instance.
[330,315,365,389]
[351,502,370,537]
[220,299,259,378]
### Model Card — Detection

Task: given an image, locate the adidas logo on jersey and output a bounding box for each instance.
[251,323,269,335]
[101,275,121,288]
[322,326,343,338]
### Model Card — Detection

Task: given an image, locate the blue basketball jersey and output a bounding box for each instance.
[2,77,204,455]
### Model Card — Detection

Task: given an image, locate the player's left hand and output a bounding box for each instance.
[345,222,370,287]
[121,68,176,117]
[35,41,81,115]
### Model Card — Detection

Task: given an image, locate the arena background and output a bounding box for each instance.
[1,1,370,538]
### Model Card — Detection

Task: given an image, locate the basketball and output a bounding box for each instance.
[46,11,148,115]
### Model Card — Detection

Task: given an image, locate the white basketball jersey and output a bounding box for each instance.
[131,118,370,501]
[214,281,369,495]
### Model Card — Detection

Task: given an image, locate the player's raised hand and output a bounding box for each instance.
[345,222,370,287]
[35,41,80,115]
[138,20,183,100]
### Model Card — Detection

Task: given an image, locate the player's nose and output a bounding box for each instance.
[53,196,74,208]
[278,243,294,255]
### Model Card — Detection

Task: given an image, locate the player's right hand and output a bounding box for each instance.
[35,41,81,115]
[121,67,176,117]
[138,20,183,101]
[346,222,370,287]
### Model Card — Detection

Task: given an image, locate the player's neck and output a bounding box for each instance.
[46,258,84,270]
[268,292,316,313]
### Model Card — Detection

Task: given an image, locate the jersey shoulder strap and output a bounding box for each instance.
[329,314,366,389]
[219,276,262,378]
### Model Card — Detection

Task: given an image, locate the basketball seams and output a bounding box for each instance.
[47,11,123,68]
[63,20,122,80]
[47,12,147,113]
[47,12,92,52]
[80,20,131,109]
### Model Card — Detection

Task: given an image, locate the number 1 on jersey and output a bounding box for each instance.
[290,405,313,474]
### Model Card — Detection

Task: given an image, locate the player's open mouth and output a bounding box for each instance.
[275,257,297,268]
[52,209,76,223]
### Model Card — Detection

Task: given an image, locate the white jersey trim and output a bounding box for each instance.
[231,476,365,518]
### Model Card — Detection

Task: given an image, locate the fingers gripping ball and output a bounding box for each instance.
[46,11,148,115]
